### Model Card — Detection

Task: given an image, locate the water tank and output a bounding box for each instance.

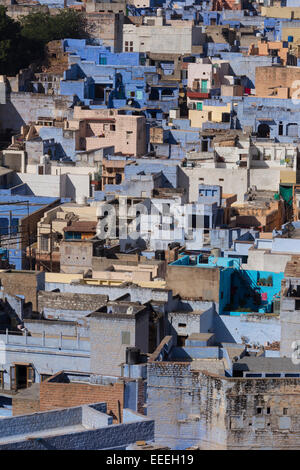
[94,245,104,257]
[126,347,140,365]
[157,8,163,16]
[155,250,165,261]
[40,154,49,165]
[76,196,87,205]
[211,248,221,258]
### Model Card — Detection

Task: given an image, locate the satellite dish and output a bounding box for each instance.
[127,306,134,315]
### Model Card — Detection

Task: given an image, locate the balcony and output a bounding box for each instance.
[187,89,210,99]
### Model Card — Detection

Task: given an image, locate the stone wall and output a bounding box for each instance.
[38,291,108,315]
[147,362,300,449]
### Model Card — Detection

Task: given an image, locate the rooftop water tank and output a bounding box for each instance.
[76,196,87,205]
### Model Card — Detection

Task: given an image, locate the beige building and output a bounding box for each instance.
[123,13,205,54]
[69,107,146,157]
[181,137,299,202]
[255,66,300,99]
[85,12,124,51]
[33,202,98,271]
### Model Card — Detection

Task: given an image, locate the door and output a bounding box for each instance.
[11,363,35,390]
[10,366,16,391]
[27,365,35,388]
[201,79,208,93]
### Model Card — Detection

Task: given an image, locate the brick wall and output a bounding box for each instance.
[137,379,145,415]
[39,381,124,423]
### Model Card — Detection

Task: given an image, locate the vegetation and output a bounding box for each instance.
[257,275,273,286]
[0,7,88,76]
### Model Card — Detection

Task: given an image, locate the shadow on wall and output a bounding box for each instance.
[0,100,25,133]
[212,313,236,343]
[177,167,190,201]
[64,175,76,201]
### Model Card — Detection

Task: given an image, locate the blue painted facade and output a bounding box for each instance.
[170,255,284,315]
[60,39,179,116]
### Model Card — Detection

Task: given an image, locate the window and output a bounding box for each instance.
[121,331,130,345]
[222,113,230,123]
[178,323,186,328]
[283,408,288,415]
[219,178,224,182]
[40,235,49,252]
[256,407,262,414]
[196,102,203,111]
[267,407,271,414]
[177,335,187,347]
[0,371,3,389]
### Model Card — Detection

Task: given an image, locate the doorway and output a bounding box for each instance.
[177,335,188,347]
[257,123,270,138]
[10,363,35,391]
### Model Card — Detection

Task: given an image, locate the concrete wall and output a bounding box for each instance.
[246,249,292,273]
[167,307,215,339]
[179,166,249,203]
[90,315,137,376]
[13,173,90,201]
[0,93,73,132]
[280,293,300,358]
[0,271,45,311]
[166,265,220,302]
[0,333,90,389]
[214,313,280,346]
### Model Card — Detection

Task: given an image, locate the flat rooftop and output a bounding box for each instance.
[234,357,300,374]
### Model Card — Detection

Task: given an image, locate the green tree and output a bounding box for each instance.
[20,9,88,45]
[0,8,88,75]
[0,6,22,75]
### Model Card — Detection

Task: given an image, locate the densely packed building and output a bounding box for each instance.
[1,0,300,450]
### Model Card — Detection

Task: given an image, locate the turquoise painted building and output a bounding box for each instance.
[169,254,284,315]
